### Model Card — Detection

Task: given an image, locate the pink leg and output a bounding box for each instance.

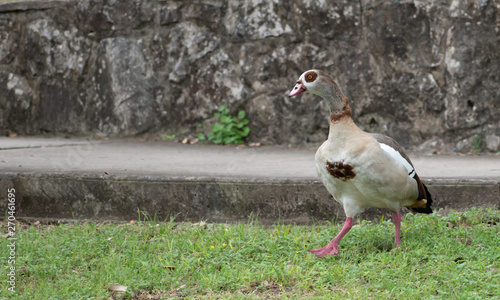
[309,217,353,258]
[393,210,402,248]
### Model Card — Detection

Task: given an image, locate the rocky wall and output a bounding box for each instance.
[0,0,499,152]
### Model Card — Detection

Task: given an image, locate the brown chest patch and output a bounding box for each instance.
[326,160,356,181]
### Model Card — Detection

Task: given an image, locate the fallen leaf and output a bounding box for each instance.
[164,266,176,271]
[19,267,29,277]
[108,284,127,292]
[486,266,499,273]
[457,237,473,245]
[33,221,41,229]
[191,221,212,229]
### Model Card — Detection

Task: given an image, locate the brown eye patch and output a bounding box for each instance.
[304,71,317,83]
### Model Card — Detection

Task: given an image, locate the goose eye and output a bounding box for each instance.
[304,71,317,83]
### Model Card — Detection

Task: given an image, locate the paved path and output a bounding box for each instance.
[2,137,499,179]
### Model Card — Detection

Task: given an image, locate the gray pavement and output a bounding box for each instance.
[0,137,499,224]
[2,137,500,179]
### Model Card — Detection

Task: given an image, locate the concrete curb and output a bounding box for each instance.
[1,173,498,225]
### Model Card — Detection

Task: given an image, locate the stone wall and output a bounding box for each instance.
[0,0,499,152]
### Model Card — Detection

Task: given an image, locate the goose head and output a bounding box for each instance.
[288,69,348,112]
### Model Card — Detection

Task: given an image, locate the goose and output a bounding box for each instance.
[289,69,432,257]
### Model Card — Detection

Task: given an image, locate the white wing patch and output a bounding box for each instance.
[379,143,415,177]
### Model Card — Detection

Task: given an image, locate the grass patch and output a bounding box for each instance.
[1,208,499,299]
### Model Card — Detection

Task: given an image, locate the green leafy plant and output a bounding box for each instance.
[198,104,250,145]
[470,127,484,154]
[160,134,176,141]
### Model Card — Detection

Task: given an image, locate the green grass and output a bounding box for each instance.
[1,208,499,299]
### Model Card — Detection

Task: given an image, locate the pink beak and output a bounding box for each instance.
[289,81,307,97]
